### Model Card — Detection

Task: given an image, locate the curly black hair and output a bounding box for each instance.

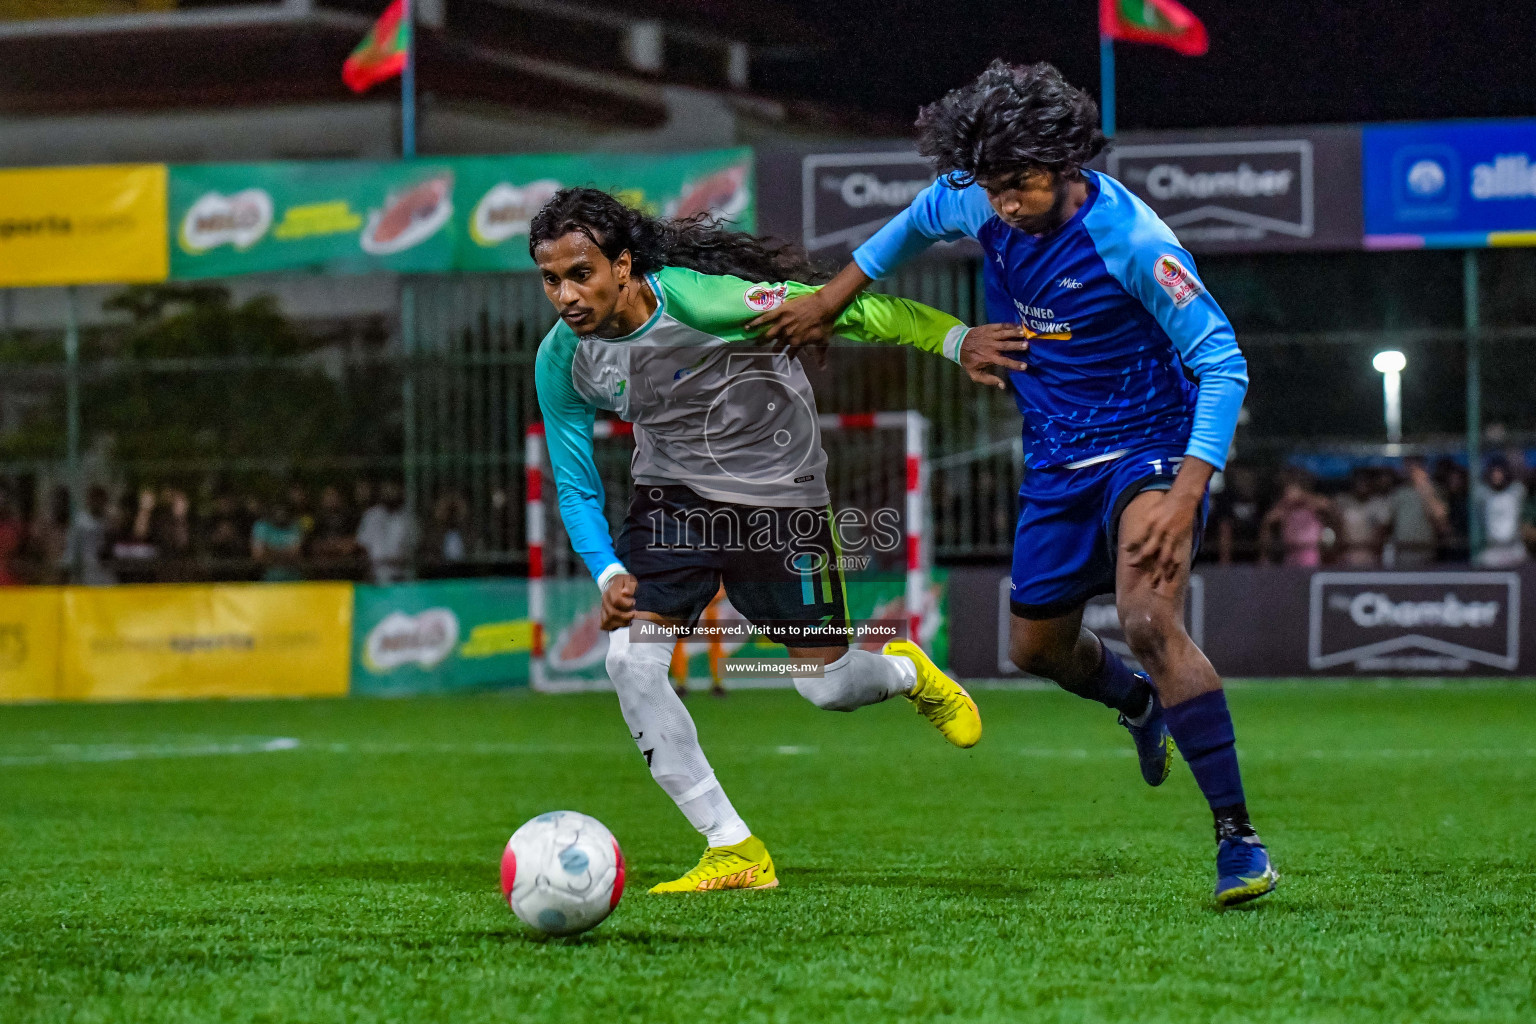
[915,60,1107,187]
[528,187,825,284]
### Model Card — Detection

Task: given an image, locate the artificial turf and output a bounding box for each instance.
[1,681,1533,1023]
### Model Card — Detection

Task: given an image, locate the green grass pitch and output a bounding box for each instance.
[2,681,1533,1023]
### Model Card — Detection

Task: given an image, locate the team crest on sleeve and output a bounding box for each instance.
[743,283,789,312]
[1154,254,1204,309]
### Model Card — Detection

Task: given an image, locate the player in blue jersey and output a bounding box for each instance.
[754,61,1277,907]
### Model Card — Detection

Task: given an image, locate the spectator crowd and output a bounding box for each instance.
[1208,455,1536,568]
[0,455,1532,587]
[0,480,483,586]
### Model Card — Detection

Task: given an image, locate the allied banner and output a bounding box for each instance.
[170,148,754,280]
[1363,119,1536,248]
[0,164,168,287]
[0,588,65,702]
[1106,125,1363,252]
[947,565,1536,679]
[351,578,534,695]
[58,583,351,700]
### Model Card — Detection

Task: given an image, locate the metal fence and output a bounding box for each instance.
[0,247,1527,582]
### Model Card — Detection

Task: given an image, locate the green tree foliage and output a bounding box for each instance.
[82,285,398,475]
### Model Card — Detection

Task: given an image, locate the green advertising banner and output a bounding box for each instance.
[171,160,458,279]
[351,579,533,695]
[540,574,949,688]
[348,570,946,696]
[454,148,754,272]
[169,148,754,280]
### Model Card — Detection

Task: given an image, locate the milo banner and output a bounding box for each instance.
[452,148,753,272]
[351,579,535,695]
[170,148,753,280]
[171,159,458,278]
[540,574,949,690]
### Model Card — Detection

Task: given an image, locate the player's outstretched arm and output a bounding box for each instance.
[748,178,993,356]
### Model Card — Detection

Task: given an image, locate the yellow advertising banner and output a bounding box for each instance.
[0,588,64,702]
[59,583,351,701]
[0,164,169,287]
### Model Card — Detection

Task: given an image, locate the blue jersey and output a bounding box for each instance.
[853,170,1247,471]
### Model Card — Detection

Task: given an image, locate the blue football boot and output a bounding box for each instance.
[1215,835,1279,907]
[1117,675,1174,786]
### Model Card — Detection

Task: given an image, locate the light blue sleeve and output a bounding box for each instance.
[534,326,625,587]
[1085,182,1248,470]
[851,176,995,279]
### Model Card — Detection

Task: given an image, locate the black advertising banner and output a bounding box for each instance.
[1104,125,1363,252]
[947,565,1529,679]
[758,125,1365,260]
[755,143,978,265]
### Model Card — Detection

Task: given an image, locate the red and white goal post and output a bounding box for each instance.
[524,412,931,692]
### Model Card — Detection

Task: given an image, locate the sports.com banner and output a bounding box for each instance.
[169,149,753,280]
[0,582,352,702]
[947,565,1536,679]
[0,163,168,287]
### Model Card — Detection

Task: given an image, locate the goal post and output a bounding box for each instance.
[524,413,930,692]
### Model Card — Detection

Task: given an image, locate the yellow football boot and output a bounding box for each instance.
[885,639,982,748]
[648,835,779,893]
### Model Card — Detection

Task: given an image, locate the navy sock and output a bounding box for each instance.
[1060,638,1152,717]
[1163,689,1247,819]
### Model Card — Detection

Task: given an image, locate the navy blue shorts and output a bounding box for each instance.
[616,485,849,642]
[1009,446,1209,620]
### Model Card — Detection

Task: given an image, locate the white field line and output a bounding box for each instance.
[4,739,1534,767]
[0,737,300,766]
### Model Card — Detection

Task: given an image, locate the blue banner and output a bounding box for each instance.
[1364,120,1536,248]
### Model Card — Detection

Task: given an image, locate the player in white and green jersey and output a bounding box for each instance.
[531,188,1012,893]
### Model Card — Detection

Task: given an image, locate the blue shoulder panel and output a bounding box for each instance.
[534,324,623,586]
[1082,172,1249,470]
[852,175,995,279]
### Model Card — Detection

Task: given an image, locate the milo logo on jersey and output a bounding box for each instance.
[1154,254,1205,309]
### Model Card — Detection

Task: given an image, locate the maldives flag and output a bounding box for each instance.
[343,0,411,93]
[1099,0,1208,56]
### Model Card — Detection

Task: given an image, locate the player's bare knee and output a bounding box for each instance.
[1119,607,1178,671]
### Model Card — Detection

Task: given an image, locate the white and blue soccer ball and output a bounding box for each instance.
[500,811,625,936]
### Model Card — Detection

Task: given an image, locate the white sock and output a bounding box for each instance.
[793,649,916,711]
[605,627,750,847]
[674,775,752,848]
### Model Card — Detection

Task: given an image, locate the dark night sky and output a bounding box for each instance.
[758,0,1535,131]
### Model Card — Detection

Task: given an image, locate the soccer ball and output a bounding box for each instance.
[500,811,625,936]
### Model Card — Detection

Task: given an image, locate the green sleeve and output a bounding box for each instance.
[653,266,968,360]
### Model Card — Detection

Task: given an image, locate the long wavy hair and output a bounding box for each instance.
[528,187,825,284]
[916,60,1107,187]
